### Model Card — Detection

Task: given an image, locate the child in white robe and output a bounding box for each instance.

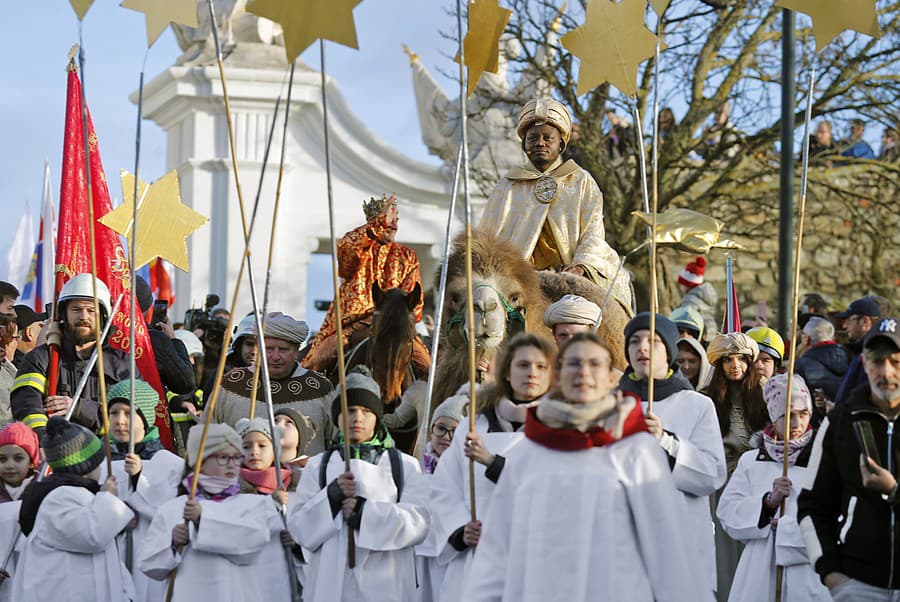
[236,416,302,600]
[102,379,184,602]
[716,373,830,601]
[139,422,271,602]
[288,366,429,602]
[12,416,135,602]
[0,422,40,602]
[462,333,705,602]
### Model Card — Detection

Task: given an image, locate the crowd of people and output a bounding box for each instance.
[0,97,895,601]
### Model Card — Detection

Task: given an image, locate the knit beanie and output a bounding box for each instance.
[624,313,679,368]
[0,422,40,466]
[431,394,467,427]
[42,416,105,476]
[235,417,284,463]
[186,423,243,467]
[331,365,383,424]
[763,373,812,423]
[274,407,319,456]
[107,379,160,431]
[678,256,706,288]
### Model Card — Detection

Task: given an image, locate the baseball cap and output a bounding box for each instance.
[864,317,900,353]
[14,305,48,331]
[836,297,881,320]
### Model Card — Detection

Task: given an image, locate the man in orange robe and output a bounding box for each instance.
[302,194,429,376]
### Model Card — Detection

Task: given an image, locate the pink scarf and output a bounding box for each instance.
[762,423,813,465]
[240,466,293,494]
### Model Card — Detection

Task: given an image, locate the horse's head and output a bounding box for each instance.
[367,281,421,401]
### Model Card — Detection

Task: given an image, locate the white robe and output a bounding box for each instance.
[101,450,184,602]
[461,432,707,602]
[429,415,523,602]
[11,486,135,602]
[0,501,23,602]
[644,389,727,596]
[255,494,303,601]
[716,447,830,602]
[288,449,429,602]
[414,472,445,602]
[139,493,271,602]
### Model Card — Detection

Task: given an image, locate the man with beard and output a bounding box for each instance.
[10,274,130,437]
[799,317,900,600]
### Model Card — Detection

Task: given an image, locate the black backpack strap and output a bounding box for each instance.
[319,448,336,490]
[388,448,404,502]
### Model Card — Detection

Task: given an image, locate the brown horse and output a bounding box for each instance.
[432,229,632,407]
[343,282,429,453]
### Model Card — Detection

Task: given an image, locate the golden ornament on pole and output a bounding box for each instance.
[69,0,93,20]
[100,170,207,272]
[246,0,364,64]
[120,0,200,47]
[775,0,882,51]
[632,208,742,254]
[648,0,670,16]
[561,0,665,96]
[453,0,512,98]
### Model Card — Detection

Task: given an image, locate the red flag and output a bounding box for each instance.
[55,64,174,450]
[149,259,174,305]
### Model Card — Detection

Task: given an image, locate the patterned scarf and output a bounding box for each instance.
[109,427,165,461]
[527,394,649,451]
[182,473,240,501]
[332,424,395,465]
[762,423,814,465]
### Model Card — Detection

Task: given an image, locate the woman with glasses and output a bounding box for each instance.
[429,333,555,602]
[462,332,704,601]
[140,423,271,601]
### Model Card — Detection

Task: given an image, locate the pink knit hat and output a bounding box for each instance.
[0,422,40,466]
[763,373,812,423]
[678,256,706,288]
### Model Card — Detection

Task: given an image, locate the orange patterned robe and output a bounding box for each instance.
[302,214,425,373]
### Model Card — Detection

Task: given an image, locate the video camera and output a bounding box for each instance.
[184,294,229,351]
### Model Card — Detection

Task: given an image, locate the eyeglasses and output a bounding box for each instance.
[431,424,454,439]
[208,453,244,466]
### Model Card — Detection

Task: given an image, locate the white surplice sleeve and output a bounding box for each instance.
[357,455,429,551]
[35,488,133,554]
[716,451,772,542]
[668,394,727,496]
[288,453,342,552]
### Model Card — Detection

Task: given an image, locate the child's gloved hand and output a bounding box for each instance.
[124,453,142,477]
[172,524,189,547]
[183,499,201,525]
[101,475,118,496]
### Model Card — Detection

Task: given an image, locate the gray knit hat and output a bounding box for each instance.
[235,417,284,463]
[274,407,319,457]
[330,365,383,424]
[431,394,467,427]
[186,423,243,467]
[42,416,105,476]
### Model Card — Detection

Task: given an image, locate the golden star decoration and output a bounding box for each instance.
[632,208,742,254]
[70,0,93,20]
[455,0,512,98]
[246,0,364,64]
[775,0,881,52]
[100,170,207,272]
[649,0,669,16]
[561,0,665,97]
[120,0,199,47]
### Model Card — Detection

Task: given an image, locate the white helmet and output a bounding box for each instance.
[173,329,204,357]
[58,273,112,323]
[232,313,258,343]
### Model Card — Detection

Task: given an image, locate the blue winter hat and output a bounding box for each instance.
[624,313,680,367]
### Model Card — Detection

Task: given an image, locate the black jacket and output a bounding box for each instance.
[798,385,900,588]
[795,342,850,401]
[10,332,132,437]
[148,329,195,395]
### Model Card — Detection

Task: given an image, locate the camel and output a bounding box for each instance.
[432,229,633,407]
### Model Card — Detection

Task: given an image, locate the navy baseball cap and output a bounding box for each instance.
[864,318,900,353]
[13,305,49,330]
[836,297,881,320]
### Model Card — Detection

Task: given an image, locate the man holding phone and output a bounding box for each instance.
[799,317,900,600]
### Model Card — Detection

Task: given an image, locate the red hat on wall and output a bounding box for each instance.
[678,256,706,288]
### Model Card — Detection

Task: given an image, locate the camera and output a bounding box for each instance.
[184,294,228,351]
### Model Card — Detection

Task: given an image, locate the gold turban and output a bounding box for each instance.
[543,294,602,327]
[706,332,759,365]
[264,311,310,346]
[517,98,572,144]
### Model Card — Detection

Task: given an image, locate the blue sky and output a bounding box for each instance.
[0,1,453,249]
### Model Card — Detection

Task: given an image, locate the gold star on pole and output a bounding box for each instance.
[70,0,93,20]
[246,0,364,64]
[120,0,199,47]
[775,0,881,52]
[456,0,512,98]
[633,208,742,254]
[648,0,669,16]
[561,0,665,97]
[100,170,207,272]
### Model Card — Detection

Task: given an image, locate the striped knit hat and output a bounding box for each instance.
[42,416,105,476]
[678,256,706,288]
[330,365,383,424]
[107,379,160,430]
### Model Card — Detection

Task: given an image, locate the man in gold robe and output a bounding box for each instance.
[479,98,631,307]
[302,194,429,375]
